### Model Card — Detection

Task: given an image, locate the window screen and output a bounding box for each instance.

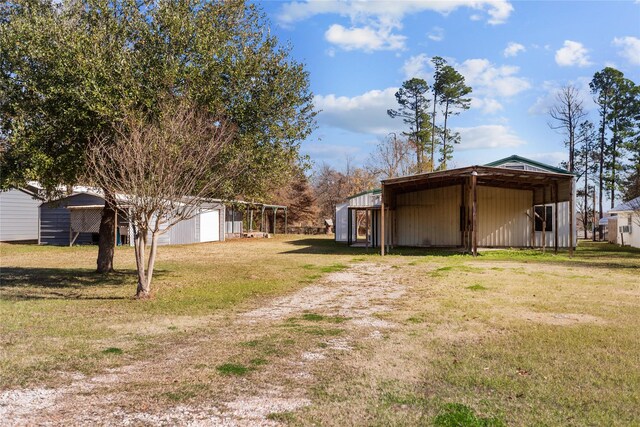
[534,206,553,232]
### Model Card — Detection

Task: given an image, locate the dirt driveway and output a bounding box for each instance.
[1,262,405,426]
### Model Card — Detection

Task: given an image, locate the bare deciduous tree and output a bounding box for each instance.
[549,85,587,173]
[366,133,415,180]
[86,102,244,298]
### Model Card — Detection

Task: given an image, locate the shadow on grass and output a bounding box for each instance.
[0,267,166,300]
[281,238,640,267]
[282,238,493,257]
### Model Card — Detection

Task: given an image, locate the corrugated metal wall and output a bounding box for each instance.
[395,185,461,247]
[167,215,198,245]
[477,186,530,247]
[392,185,574,248]
[40,193,106,245]
[335,202,349,242]
[0,189,40,241]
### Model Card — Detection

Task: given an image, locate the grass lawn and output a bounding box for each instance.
[1,236,639,425]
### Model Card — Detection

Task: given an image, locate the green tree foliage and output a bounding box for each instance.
[589,67,638,213]
[430,56,447,165]
[436,64,472,169]
[1,0,315,198]
[387,78,432,171]
[1,0,316,271]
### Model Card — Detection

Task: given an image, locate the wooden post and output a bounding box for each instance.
[471,170,478,257]
[114,210,118,247]
[544,188,548,251]
[531,190,535,248]
[460,183,465,248]
[347,208,352,246]
[592,189,597,241]
[365,208,369,250]
[381,189,385,256]
[249,209,254,231]
[273,207,277,235]
[554,182,559,254]
[284,208,287,234]
[569,178,574,258]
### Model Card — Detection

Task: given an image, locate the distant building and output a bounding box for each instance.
[0,187,42,243]
[607,196,640,248]
[336,155,577,254]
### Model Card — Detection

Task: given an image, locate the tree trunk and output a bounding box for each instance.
[134,233,148,298]
[431,92,437,169]
[584,159,589,240]
[97,189,116,273]
[144,232,159,296]
[610,121,617,208]
[441,101,450,170]
[598,117,605,240]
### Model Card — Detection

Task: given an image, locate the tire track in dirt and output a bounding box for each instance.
[0,262,404,426]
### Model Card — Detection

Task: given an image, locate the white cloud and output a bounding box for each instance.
[278,1,512,53]
[528,78,595,116]
[400,56,529,115]
[428,26,444,42]
[612,36,640,65]
[458,59,530,97]
[278,1,514,26]
[325,24,406,52]
[401,56,530,98]
[470,97,504,114]
[555,40,592,67]
[525,151,567,168]
[314,88,399,135]
[456,125,526,151]
[503,42,525,57]
[401,54,431,80]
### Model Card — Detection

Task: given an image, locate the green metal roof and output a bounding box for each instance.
[347,188,381,200]
[484,154,573,175]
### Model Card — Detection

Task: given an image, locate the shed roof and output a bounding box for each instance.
[485,154,573,175]
[381,165,573,208]
[609,196,640,213]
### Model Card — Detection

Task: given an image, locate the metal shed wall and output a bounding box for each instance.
[0,189,40,242]
[476,186,530,247]
[395,185,461,247]
[151,204,224,246]
[40,193,106,245]
[391,185,574,248]
[335,202,349,242]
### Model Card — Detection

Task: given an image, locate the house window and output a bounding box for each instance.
[534,206,553,232]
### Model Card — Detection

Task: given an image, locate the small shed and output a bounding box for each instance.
[39,191,226,246]
[225,202,288,238]
[0,187,42,242]
[335,189,381,246]
[335,155,577,255]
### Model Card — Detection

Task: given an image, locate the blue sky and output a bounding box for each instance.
[259,0,640,171]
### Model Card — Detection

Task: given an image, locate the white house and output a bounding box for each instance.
[608,196,640,248]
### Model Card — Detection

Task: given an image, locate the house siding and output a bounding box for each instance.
[40,194,105,245]
[0,189,40,242]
